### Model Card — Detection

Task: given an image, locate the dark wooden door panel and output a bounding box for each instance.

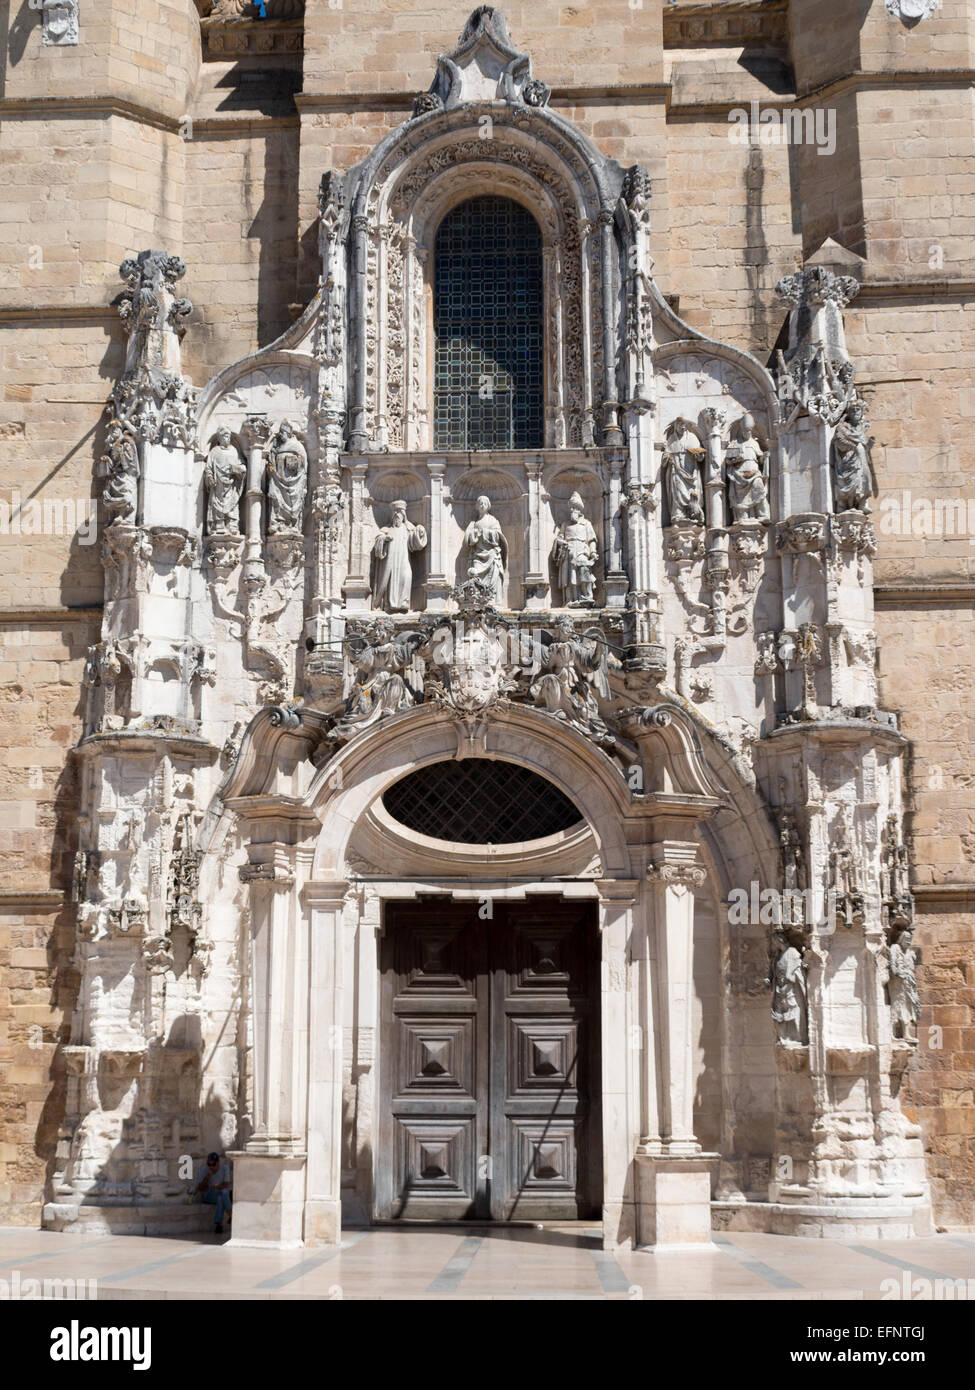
[378,900,600,1222]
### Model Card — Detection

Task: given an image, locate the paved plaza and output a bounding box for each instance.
[2,1225,975,1301]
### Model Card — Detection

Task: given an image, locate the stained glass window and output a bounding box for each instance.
[433,196,543,451]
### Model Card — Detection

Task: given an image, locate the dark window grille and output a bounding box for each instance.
[382,759,583,844]
[433,196,544,451]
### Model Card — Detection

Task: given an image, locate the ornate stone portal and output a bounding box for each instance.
[53,8,930,1251]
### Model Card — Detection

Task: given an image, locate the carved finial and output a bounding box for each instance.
[775,265,859,310]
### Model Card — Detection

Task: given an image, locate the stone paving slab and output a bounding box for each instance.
[2,1226,975,1301]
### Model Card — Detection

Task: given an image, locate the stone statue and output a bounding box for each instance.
[102,420,140,525]
[266,420,308,534]
[726,414,770,523]
[551,492,598,606]
[463,495,508,605]
[663,419,704,525]
[887,928,921,1040]
[204,428,245,536]
[831,398,876,512]
[331,620,425,740]
[530,617,614,748]
[372,500,427,613]
[779,810,804,893]
[766,930,808,1045]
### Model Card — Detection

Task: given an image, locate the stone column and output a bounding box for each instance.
[523,455,548,611]
[424,457,451,611]
[342,458,371,613]
[240,414,271,590]
[596,879,641,1250]
[229,846,309,1248]
[603,451,629,609]
[303,882,348,1245]
[635,843,715,1247]
[599,210,623,443]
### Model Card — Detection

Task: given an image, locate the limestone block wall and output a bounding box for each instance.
[0,617,95,1224]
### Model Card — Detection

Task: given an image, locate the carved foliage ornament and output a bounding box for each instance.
[775,266,860,310]
[647,863,707,889]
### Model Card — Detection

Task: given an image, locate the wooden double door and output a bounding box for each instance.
[377,900,602,1221]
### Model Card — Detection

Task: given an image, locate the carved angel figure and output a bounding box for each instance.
[663,419,704,524]
[331,620,425,740]
[102,420,140,524]
[766,930,808,1046]
[887,928,921,1040]
[266,420,308,534]
[551,492,598,606]
[204,427,245,535]
[725,414,770,523]
[831,398,876,512]
[372,500,427,613]
[530,618,614,747]
[464,495,508,605]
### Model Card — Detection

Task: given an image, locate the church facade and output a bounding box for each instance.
[2,2,973,1248]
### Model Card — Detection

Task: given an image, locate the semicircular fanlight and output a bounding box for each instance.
[381,759,584,845]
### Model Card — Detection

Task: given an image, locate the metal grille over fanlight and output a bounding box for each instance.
[382,759,583,844]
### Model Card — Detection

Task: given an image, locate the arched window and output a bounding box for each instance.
[433,195,543,451]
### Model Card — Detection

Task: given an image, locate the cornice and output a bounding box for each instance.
[874,583,975,607]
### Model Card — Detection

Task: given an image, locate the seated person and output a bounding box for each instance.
[195,1152,231,1233]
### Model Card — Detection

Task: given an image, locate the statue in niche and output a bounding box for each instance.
[266,420,308,534]
[463,495,508,605]
[663,419,705,525]
[779,811,804,893]
[102,420,140,525]
[766,930,808,1046]
[372,500,427,613]
[886,928,921,1041]
[204,428,245,536]
[725,414,770,523]
[831,398,876,512]
[551,492,598,607]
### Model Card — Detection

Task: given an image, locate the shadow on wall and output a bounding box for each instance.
[212,63,302,348]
